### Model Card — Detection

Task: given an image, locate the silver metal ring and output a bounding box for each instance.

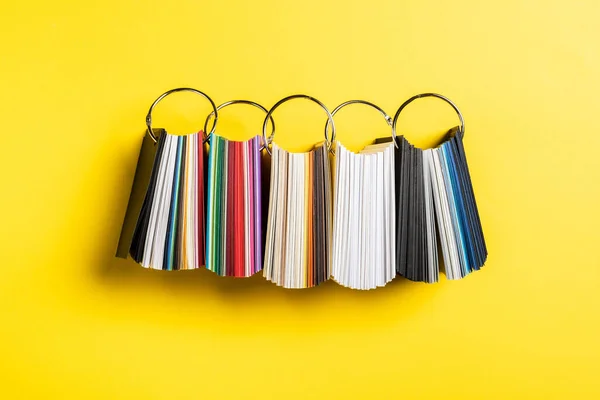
[145,87,218,143]
[325,100,393,154]
[392,93,465,147]
[262,94,335,156]
[204,100,275,151]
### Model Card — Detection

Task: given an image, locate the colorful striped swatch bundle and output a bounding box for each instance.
[205,134,264,277]
[263,143,333,289]
[128,131,206,270]
[331,141,397,290]
[393,129,487,282]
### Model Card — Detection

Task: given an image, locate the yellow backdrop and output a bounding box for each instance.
[1,0,599,398]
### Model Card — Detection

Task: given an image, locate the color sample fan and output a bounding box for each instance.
[262,143,333,288]
[205,134,264,277]
[129,131,206,270]
[392,93,487,282]
[117,88,217,268]
[331,141,397,290]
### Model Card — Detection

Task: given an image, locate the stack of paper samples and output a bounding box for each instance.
[331,141,396,290]
[128,131,205,270]
[205,134,264,277]
[263,143,333,289]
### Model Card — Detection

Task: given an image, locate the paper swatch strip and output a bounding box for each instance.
[205,134,264,277]
[129,131,205,270]
[331,141,396,290]
[263,143,333,289]
[395,130,487,282]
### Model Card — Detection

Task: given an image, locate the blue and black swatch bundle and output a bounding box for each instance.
[391,128,487,283]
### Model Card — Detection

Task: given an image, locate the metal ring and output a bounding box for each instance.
[392,93,465,147]
[262,94,335,156]
[145,87,219,143]
[325,100,393,154]
[204,100,275,151]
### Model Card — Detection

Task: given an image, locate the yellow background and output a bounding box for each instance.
[1,0,599,398]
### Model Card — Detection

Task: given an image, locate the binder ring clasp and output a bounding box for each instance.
[325,100,393,154]
[392,93,465,147]
[204,100,275,151]
[146,87,219,143]
[262,94,335,155]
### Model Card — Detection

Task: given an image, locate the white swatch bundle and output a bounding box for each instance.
[331,141,396,290]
